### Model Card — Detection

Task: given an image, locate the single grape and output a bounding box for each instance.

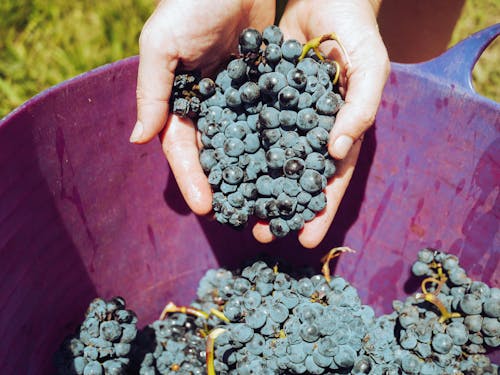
[278,86,300,109]
[224,121,248,139]
[239,81,260,104]
[306,127,329,150]
[308,193,326,212]
[223,137,245,157]
[224,87,242,108]
[259,106,280,129]
[281,39,303,62]
[296,108,319,131]
[246,308,267,329]
[283,157,305,179]
[320,59,338,79]
[299,169,323,194]
[286,68,307,90]
[222,165,244,185]
[292,94,311,113]
[274,59,295,76]
[460,294,483,315]
[261,129,281,149]
[266,148,286,169]
[305,75,319,94]
[83,361,103,375]
[316,91,343,115]
[262,24,284,45]
[297,58,319,76]
[258,72,287,97]
[432,333,454,354]
[333,345,356,368]
[230,323,254,343]
[239,28,262,53]
[198,78,216,97]
[269,218,290,237]
[264,43,282,64]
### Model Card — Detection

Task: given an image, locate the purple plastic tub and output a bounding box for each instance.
[1,25,499,373]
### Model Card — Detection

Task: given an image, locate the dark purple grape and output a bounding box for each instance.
[277,193,297,216]
[316,91,343,115]
[283,157,305,179]
[239,82,260,104]
[258,72,287,96]
[281,39,303,62]
[287,68,307,90]
[222,165,244,185]
[297,108,319,131]
[266,148,286,169]
[198,78,216,97]
[239,28,262,53]
[297,57,319,76]
[262,25,283,46]
[278,86,300,109]
[264,43,282,64]
[223,138,245,157]
[227,58,247,81]
[258,106,280,129]
[299,169,323,193]
[269,218,290,238]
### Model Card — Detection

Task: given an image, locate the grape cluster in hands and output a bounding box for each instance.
[170,25,343,238]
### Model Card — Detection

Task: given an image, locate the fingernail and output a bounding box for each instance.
[129,121,144,143]
[332,135,353,159]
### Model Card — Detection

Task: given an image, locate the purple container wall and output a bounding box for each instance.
[0,25,498,373]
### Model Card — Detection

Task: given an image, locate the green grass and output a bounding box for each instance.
[0,0,155,117]
[0,0,498,117]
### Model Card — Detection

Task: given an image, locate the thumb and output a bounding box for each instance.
[130,22,178,144]
[329,37,390,159]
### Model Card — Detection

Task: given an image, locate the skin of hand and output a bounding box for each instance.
[130,0,274,215]
[252,0,390,248]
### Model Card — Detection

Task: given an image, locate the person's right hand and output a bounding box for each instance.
[130,0,274,215]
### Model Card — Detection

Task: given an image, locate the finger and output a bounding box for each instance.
[161,115,212,215]
[298,140,362,248]
[131,18,178,144]
[252,221,274,244]
[328,40,389,159]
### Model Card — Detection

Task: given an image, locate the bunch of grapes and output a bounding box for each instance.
[55,297,138,375]
[195,261,375,374]
[138,315,207,374]
[170,25,344,237]
[362,249,499,374]
[55,249,499,374]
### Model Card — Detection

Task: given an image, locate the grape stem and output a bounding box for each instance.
[209,308,230,323]
[299,33,350,85]
[206,328,227,375]
[415,292,461,323]
[159,302,210,320]
[421,277,446,295]
[415,260,459,323]
[321,246,356,283]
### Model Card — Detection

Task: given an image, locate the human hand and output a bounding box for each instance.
[252,0,390,248]
[130,0,274,215]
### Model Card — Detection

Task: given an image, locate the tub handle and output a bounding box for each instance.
[411,23,500,94]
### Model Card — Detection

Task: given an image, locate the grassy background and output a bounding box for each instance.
[0,0,498,118]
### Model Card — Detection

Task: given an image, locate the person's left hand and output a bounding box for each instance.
[252,0,390,248]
